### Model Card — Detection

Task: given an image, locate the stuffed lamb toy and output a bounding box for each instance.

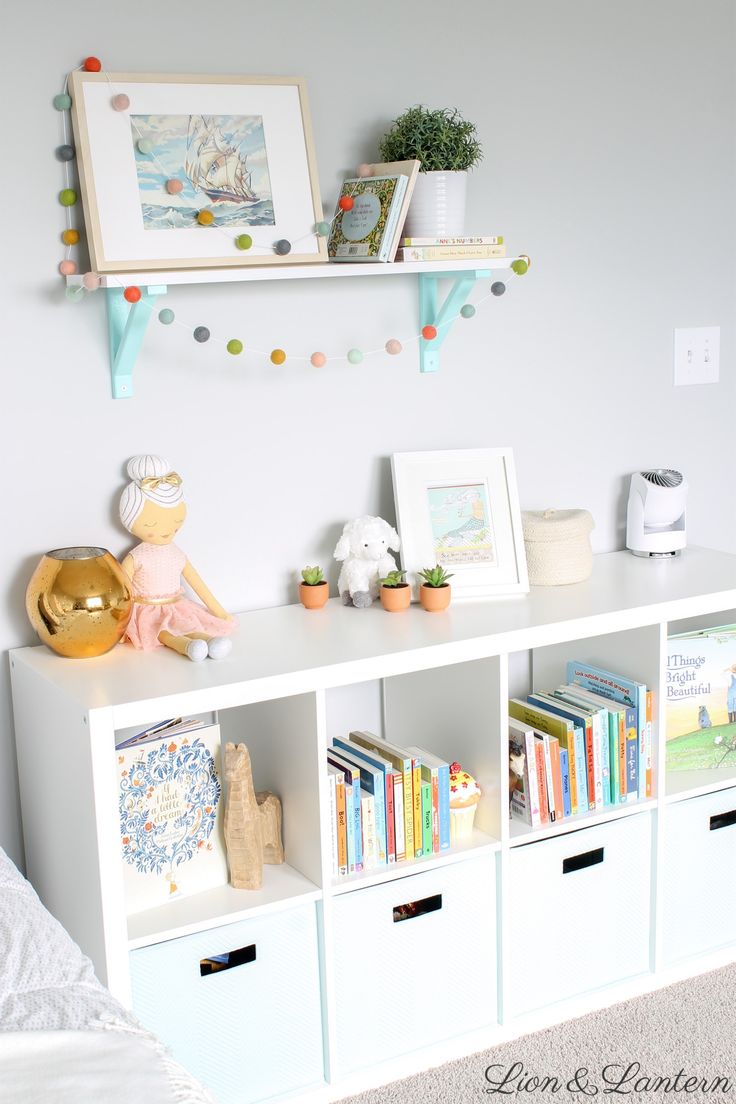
[334,515,401,608]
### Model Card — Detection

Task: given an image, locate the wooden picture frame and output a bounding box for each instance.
[391,447,529,600]
[69,72,327,272]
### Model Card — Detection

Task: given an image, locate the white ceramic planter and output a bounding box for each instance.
[403,171,467,238]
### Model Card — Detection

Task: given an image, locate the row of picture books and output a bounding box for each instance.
[327,731,451,878]
[326,158,504,264]
[509,660,653,829]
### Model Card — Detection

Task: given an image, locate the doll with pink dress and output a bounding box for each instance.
[119,455,236,661]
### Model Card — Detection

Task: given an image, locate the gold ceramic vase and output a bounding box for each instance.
[26,546,133,658]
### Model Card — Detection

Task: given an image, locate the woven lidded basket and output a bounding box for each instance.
[522,509,595,586]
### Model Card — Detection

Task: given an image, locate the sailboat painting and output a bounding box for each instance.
[131,113,275,230]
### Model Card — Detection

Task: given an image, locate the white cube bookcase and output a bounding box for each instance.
[11,547,736,1103]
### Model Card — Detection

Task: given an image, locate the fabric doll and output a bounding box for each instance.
[119,455,235,661]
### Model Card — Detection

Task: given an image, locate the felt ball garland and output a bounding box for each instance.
[53,60,530,371]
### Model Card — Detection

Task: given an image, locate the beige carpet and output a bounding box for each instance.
[341,962,736,1102]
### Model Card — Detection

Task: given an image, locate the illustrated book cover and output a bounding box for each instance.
[118,722,228,914]
[667,624,736,771]
[327,174,409,262]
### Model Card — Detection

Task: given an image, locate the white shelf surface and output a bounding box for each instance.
[508,797,656,846]
[330,829,499,896]
[126,862,320,949]
[12,547,736,729]
[665,766,736,803]
[67,256,516,289]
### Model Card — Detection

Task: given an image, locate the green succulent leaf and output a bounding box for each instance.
[418,564,454,587]
[379,106,483,172]
[301,565,325,586]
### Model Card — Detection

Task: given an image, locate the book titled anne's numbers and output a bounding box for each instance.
[118,723,228,914]
[328,175,408,262]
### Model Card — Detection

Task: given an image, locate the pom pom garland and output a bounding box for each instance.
[82,272,101,291]
[385,339,402,355]
[165,178,183,194]
[193,326,210,343]
[315,221,330,237]
[59,188,77,206]
[227,339,243,355]
[123,286,141,303]
[460,304,476,319]
[59,260,77,276]
[310,352,327,367]
[338,196,354,212]
[347,348,363,365]
[421,325,437,341]
[235,234,253,250]
[491,281,506,296]
[270,349,287,365]
[62,228,80,245]
[356,163,373,178]
[83,56,102,71]
[56,144,75,161]
[274,239,291,255]
[197,209,215,226]
[111,93,130,111]
[53,93,72,110]
[65,285,85,302]
[158,308,175,325]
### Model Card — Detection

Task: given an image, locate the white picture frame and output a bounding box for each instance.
[391,448,529,600]
[69,72,327,272]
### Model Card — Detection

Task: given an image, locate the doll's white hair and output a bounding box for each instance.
[119,455,185,532]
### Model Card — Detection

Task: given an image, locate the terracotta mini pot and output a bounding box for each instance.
[380,583,411,612]
[299,581,329,609]
[419,583,451,612]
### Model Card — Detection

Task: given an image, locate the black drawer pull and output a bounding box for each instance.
[200,943,256,976]
[393,893,442,923]
[563,847,604,874]
[710,809,736,831]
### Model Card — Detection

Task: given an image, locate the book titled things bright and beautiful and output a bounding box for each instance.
[328,175,408,262]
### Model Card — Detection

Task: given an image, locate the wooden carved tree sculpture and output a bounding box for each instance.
[223,742,285,890]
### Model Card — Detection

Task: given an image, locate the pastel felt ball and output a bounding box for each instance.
[511,258,529,275]
[123,286,141,303]
[65,285,85,302]
[166,178,184,195]
[491,281,506,296]
[310,352,326,368]
[274,239,291,255]
[111,93,130,111]
[158,308,175,325]
[270,348,286,365]
[83,56,102,72]
[315,221,330,237]
[53,93,71,111]
[82,272,101,291]
[235,234,253,250]
[422,325,438,341]
[460,304,476,319]
[193,326,210,343]
[347,348,363,365]
[227,339,243,355]
[356,163,372,178]
[197,209,215,225]
[56,144,75,162]
[137,139,154,154]
[59,188,77,207]
[385,339,402,355]
[59,260,77,276]
[62,228,80,245]
[338,196,354,212]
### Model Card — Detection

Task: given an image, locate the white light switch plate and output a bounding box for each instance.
[673,326,720,386]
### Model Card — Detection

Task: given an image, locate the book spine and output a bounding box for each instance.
[534,739,549,824]
[421,780,433,855]
[412,761,423,856]
[361,790,377,871]
[379,175,409,262]
[385,772,396,863]
[345,782,356,873]
[398,244,506,261]
[550,739,564,820]
[571,727,587,811]
[560,748,572,818]
[617,711,627,803]
[583,718,596,811]
[561,729,578,816]
[352,781,363,872]
[646,690,653,798]
[607,713,619,806]
[637,685,648,799]
[541,733,556,822]
[393,773,406,861]
[335,778,347,877]
[523,730,542,827]
[328,771,338,878]
[592,715,606,809]
[430,769,440,853]
[403,762,415,858]
[438,764,451,850]
[402,235,504,246]
[625,705,638,800]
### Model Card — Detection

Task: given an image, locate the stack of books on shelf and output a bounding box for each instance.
[326,731,451,879]
[396,235,505,262]
[509,661,653,829]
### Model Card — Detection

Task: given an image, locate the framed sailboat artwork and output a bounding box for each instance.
[69,73,328,271]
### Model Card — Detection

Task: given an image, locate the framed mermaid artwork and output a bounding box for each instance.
[391,448,529,600]
[69,72,327,272]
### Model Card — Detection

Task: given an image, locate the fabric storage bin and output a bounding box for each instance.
[506,813,652,1018]
[129,903,324,1104]
[332,855,497,1076]
[662,786,736,964]
[522,509,594,586]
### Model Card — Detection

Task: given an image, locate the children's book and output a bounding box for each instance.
[510,699,589,812]
[567,661,645,798]
[508,718,542,827]
[118,723,228,913]
[556,684,626,805]
[328,174,409,262]
[327,770,338,878]
[333,738,390,865]
[560,747,572,818]
[328,764,348,876]
[666,624,736,772]
[350,731,416,859]
[421,779,433,856]
[328,749,364,873]
[360,788,377,871]
[406,745,450,852]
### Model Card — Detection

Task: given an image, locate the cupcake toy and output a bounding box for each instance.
[449,762,481,843]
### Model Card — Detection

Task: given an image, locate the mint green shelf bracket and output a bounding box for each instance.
[106,285,168,399]
[418,268,492,373]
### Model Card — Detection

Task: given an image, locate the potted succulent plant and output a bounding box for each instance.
[299,566,329,610]
[417,564,454,612]
[378,569,411,612]
[379,105,482,238]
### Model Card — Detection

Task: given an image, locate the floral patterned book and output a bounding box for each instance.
[327,174,408,262]
[118,723,228,914]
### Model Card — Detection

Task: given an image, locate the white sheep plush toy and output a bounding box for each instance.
[334,516,401,608]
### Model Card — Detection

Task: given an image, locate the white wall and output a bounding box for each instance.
[2,0,734,866]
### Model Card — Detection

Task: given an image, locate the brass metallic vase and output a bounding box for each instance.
[26,547,132,658]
